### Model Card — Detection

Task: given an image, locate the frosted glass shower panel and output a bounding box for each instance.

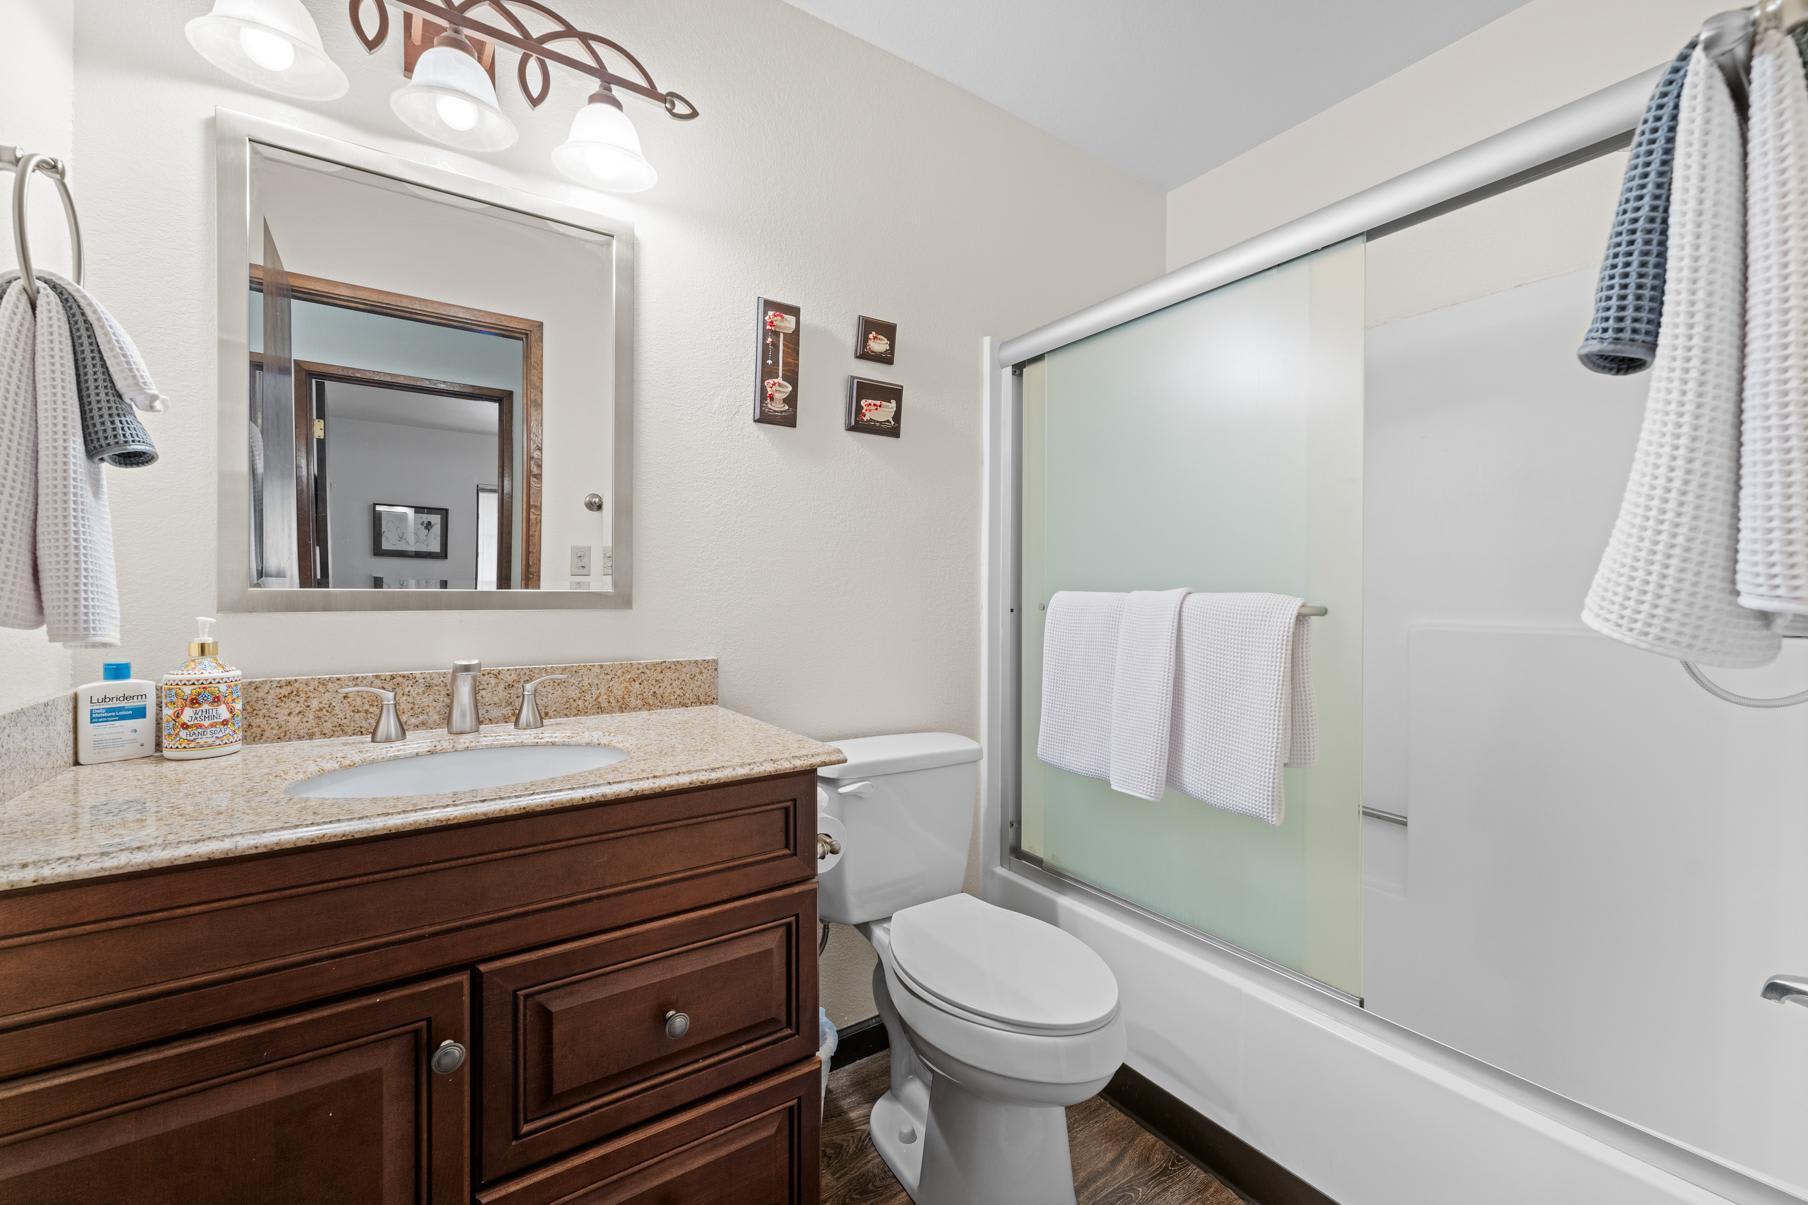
[1018,239,1364,994]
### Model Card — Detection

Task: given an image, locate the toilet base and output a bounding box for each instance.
[868,1081,929,1199]
[859,930,1082,1205]
[868,1067,1078,1205]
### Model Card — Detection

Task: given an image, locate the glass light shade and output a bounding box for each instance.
[184,0,348,100]
[552,95,657,193]
[389,38,517,152]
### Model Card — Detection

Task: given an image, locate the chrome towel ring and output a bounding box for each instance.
[3,144,84,307]
[1681,659,1808,709]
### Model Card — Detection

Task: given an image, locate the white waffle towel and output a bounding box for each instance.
[0,284,42,631]
[0,272,125,647]
[1738,30,1808,637]
[1037,591,1125,782]
[34,293,119,647]
[1169,593,1317,825]
[1583,50,1782,668]
[1108,588,1189,800]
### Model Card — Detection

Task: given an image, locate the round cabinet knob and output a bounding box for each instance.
[663,1010,691,1040]
[430,1039,467,1076]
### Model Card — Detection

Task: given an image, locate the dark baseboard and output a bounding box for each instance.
[1104,1064,1339,1205]
[828,1015,888,1070]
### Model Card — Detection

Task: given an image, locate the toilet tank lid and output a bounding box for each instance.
[817,733,981,779]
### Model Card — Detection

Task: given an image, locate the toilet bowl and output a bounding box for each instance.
[817,734,1126,1205]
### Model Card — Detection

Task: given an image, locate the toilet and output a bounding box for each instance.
[817,733,1126,1205]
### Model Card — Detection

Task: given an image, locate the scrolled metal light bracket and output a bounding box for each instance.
[348,0,699,119]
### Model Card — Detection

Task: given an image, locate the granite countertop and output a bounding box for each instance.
[0,706,844,892]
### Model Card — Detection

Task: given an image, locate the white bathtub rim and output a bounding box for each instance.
[986,860,1806,1205]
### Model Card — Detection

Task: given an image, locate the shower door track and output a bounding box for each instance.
[985,64,1664,1004]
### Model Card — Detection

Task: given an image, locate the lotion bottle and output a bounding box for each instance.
[160,617,244,760]
[75,662,156,765]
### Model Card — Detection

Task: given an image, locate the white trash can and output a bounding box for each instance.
[817,1008,838,1117]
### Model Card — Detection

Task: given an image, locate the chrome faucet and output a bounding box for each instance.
[514,674,569,730]
[340,686,406,744]
[1762,974,1808,1009]
[449,660,481,734]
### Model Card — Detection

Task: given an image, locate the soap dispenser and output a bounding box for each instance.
[160,617,244,760]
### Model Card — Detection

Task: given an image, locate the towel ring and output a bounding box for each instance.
[1681,661,1808,709]
[3,145,83,308]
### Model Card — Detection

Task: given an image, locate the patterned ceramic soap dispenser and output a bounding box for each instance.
[160,617,244,760]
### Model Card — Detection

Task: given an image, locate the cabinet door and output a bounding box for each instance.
[478,1061,819,1205]
[0,975,469,1205]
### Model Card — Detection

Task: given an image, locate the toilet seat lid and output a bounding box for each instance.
[888,895,1118,1034]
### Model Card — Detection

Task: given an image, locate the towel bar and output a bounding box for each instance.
[1037,599,1327,616]
[2,144,84,307]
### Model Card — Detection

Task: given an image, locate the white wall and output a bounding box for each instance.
[1165,0,1732,271]
[0,0,75,710]
[58,0,1164,1023]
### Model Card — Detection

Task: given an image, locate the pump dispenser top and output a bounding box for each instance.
[188,616,220,658]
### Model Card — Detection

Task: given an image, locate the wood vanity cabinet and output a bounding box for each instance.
[0,771,821,1205]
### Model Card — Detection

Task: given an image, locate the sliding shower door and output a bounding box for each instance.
[1362,154,1808,1194]
[1017,239,1365,995]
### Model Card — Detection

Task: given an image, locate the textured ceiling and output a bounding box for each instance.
[781,0,1534,188]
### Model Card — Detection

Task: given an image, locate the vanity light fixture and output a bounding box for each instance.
[390,29,518,151]
[185,0,351,100]
[185,0,698,192]
[551,87,656,193]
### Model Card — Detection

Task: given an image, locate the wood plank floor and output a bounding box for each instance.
[821,1052,1245,1204]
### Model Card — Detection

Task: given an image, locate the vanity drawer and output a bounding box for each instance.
[479,883,817,1179]
[477,1061,819,1205]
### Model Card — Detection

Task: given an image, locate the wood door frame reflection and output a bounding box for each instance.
[296,360,514,589]
[250,265,544,588]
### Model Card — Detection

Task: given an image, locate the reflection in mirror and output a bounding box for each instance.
[244,143,616,593]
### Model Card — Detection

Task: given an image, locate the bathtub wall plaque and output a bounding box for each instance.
[855,315,896,365]
[755,298,800,427]
[846,376,903,438]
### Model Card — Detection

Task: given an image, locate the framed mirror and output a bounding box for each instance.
[215,110,632,611]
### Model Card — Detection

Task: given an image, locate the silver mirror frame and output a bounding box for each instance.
[213,108,634,612]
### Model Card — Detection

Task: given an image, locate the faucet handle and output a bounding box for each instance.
[340,686,406,744]
[515,674,569,730]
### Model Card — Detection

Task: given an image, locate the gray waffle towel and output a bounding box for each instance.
[1578,41,1695,375]
[40,279,157,468]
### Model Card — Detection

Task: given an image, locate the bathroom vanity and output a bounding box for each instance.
[0,704,839,1204]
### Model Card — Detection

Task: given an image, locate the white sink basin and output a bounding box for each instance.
[285,744,629,799]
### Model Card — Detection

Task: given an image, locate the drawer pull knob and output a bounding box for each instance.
[430,1039,467,1076]
[663,1010,691,1040]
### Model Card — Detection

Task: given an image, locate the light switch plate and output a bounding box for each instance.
[599,546,613,576]
[570,545,592,576]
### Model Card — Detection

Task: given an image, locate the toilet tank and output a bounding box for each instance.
[816,732,982,926]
